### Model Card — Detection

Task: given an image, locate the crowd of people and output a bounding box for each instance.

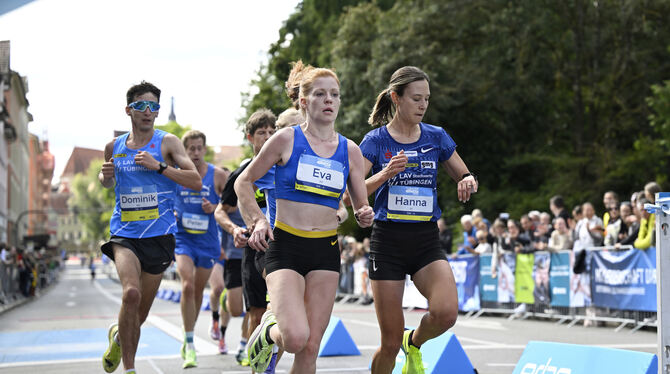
[449,182,662,263]
[0,243,62,305]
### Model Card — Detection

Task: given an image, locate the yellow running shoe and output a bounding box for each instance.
[102,323,121,373]
[182,348,197,368]
[219,288,228,313]
[401,330,425,374]
[247,310,277,372]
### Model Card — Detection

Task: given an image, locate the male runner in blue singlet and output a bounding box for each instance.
[174,130,227,368]
[99,81,201,374]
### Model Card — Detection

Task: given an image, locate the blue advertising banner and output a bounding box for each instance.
[513,341,657,374]
[549,251,571,307]
[479,254,498,302]
[533,252,551,306]
[591,247,657,312]
[449,255,480,311]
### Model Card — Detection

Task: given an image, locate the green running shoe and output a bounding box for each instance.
[102,323,121,373]
[401,330,425,374]
[247,310,277,372]
[182,348,197,368]
[180,337,186,359]
[219,288,228,313]
[236,348,250,366]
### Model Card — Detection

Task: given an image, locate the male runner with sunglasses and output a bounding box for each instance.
[99,81,201,374]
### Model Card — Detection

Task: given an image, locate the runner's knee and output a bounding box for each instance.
[122,286,141,307]
[281,326,309,353]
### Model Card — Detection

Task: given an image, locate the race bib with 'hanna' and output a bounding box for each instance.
[387,185,433,221]
[295,154,344,198]
[120,185,159,222]
[182,212,209,234]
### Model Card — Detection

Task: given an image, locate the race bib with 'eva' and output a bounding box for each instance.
[120,185,159,221]
[182,212,209,234]
[295,154,344,198]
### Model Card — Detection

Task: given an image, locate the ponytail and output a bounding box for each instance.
[368,88,394,126]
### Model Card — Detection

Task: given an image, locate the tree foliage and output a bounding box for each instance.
[70,159,114,243]
[242,0,670,233]
[157,120,214,162]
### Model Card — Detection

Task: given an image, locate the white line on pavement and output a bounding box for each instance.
[93,280,219,355]
[147,358,165,374]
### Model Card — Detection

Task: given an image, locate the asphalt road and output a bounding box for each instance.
[0,264,657,373]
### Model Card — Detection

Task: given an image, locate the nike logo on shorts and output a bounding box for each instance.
[331,240,338,246]
[372,260,378,271]
[421,147,434,153]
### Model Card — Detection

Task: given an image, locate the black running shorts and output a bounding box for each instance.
[101,234,175,275]
[242,246,268,310]
[264,226,340,277]
[368,220,447,281]
[223,259,242,289]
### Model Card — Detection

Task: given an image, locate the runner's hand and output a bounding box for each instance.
[101,158,115,180]
[134,151,159,170]
[201,197,216,214]
[248,219,274,252]
[354,205,374,228]
[232,226,249,248]
[383,150,408,179]
[458,175,477,203]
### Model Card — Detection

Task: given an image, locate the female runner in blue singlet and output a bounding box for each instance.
[359,66,478,374]
[234,61,374,374]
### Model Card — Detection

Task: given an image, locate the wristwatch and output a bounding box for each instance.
[157,162,168,174]
[461,172,477,182]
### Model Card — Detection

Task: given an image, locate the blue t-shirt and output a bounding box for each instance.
[359,123,456,222]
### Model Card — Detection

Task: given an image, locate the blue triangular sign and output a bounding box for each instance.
[392,331,475,374]
[318,316,361,356]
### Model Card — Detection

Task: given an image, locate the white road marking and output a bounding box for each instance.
[147,358,165,374]
[94,280,219,355]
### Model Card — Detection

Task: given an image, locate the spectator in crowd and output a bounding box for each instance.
[470,230,492,255]
[547,217,573,252]
[507,219,533,254]
[490,219,509,278]
[528,210,541,228]
[602,191,619,229]
[474,219,492,245]
[644,181,662,203]
[532,220,551,251]
[352,241,372,304]
[549,195,571,223]
[634,197,655,250]
[604,202,627,246]
[339,236,356,294]
[540,212,554,236]
[456,214,477,255]
[569,204,582,234]
[437,218,453,256]
[574,202,604,251]
[617,201,640,248]
[472,209,490,228]
[520,214,535,239]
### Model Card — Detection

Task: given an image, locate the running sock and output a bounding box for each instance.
[220,325,227,337]
[265,326,275,345]
[408,330,421,349]
[212,311,219,321]
[185,331,195,351]
[113,331,120,346]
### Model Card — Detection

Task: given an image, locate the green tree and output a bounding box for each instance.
[156,120,215,163]
[69,159,115,243]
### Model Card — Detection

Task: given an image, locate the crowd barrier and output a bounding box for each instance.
[0,255,61,307]
[402,246,658,330]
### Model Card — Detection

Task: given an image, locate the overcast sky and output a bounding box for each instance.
[0,0,299,180]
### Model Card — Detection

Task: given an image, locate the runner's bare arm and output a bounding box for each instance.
[346,140,374,228]
[161,134,202,190]
[442,150,477,203]
[99,140,116,189]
